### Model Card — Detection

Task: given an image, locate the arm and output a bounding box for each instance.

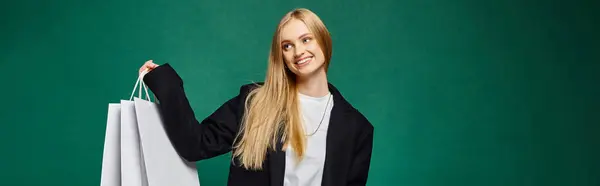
[347,121,374,186]
[143,63,252,162]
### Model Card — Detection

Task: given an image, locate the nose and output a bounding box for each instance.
[294,44,305,58]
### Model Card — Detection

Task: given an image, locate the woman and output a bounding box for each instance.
[140,8,374,186]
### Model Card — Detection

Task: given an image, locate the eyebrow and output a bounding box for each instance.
[281,33,312,44]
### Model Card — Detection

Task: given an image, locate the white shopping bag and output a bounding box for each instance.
[101,72,150,186]
[135,97,200,186]
[100,104,121,186]
[120,99,148,186]
[101,69,200,186]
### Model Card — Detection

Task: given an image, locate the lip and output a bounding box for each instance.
[294,57,312,68]
[295,56,313,64]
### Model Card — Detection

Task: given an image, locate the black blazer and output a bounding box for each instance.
[143,63,374,186]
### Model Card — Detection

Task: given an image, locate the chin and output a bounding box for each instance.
[295,65,324,78]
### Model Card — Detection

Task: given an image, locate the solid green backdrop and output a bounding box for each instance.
[1,0,598,185]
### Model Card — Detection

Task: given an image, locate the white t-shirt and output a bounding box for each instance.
[284,92,334,186]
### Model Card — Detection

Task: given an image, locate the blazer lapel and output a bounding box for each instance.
[321,83,352,186]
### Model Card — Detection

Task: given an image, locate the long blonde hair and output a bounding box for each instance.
[232,8,333,170]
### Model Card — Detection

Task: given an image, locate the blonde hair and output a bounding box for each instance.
[232,8,333,170]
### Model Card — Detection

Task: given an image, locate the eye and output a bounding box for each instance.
[302,37,312,43]
[282,43,293,50]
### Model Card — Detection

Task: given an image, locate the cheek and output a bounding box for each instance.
[283,52,294,64]
[283,52,294,67]
[307,44,322,56]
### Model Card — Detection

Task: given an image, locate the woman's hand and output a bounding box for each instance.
[139,60,159,74]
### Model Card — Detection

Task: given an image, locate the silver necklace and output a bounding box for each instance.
[306,94,332,136]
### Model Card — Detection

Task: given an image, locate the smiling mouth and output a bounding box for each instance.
[295,56,313,65]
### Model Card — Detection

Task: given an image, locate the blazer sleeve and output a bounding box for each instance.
[142,63,253,162]
[347,117,374,186]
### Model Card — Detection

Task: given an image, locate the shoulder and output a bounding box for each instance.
[238,82,263,97]
[337,99,374,146]
[348,107,374,132]
[340,101,374,143]
[329,84,373,132]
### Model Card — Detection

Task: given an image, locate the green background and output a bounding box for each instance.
[1,0,598,185]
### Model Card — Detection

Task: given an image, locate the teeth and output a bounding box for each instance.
[297,57,312,65]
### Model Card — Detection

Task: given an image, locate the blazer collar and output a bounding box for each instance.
[327,83,354,113]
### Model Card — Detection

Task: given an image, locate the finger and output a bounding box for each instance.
[144,60,153,67]
[146,62,158,68]
[140,60,157,74]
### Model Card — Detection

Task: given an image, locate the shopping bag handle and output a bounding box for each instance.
[129,69,152,101]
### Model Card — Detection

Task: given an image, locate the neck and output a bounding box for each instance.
[296,69,329,97]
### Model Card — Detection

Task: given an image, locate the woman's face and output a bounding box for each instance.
[280,19,326,78]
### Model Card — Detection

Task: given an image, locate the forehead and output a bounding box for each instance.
[280,19,311,40]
